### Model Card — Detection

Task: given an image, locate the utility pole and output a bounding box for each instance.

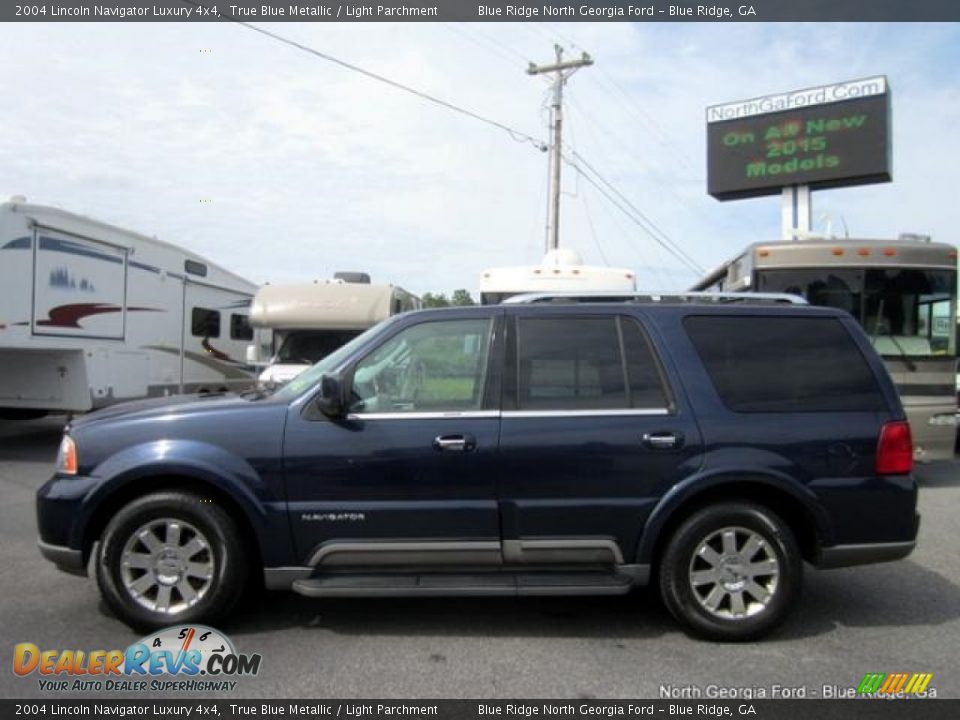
[527,45,593,253]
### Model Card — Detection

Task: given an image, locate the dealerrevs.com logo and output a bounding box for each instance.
[13,625,261,692]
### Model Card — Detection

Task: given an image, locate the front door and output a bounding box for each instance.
[282,312,504,568]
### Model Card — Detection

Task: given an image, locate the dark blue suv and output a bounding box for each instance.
[37,295,919,640]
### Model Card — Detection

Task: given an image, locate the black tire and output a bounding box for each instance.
[96,491,247,631]
[658,502,802,642]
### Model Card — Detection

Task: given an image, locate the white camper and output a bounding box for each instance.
[479,249,637,304]
[0,200,262,418]
[249,277,420,387]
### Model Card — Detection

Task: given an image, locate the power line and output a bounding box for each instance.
[580,189,611,266]
[563,152,704,275]
[180,0,547,152]
[571,150,704,273]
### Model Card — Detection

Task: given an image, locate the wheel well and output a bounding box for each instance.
[648,482,820,569]
[83,475,264,587]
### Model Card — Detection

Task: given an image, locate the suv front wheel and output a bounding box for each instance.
[95,491,247,630]
[659,502,801,641]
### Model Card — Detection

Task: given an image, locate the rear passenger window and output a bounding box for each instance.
[621,318,671,409]
[516,316,670,410]
[684,316,886,412]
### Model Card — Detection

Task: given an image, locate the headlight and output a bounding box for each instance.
[56,435,78,475]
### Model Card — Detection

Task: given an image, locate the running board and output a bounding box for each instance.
[291,571,636,598]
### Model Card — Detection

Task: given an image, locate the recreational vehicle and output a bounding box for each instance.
[0,200,262,418]
[249,277,420,388]
[479,249,636,305]
[692,236,958,460]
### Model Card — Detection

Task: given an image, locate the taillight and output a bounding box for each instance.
[876,421,913,475]
[57,435,78,475]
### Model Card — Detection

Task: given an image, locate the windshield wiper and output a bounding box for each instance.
[869,299,917,372]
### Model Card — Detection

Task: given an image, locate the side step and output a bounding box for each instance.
[292,572,635,598]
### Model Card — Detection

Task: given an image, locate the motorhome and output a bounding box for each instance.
[249,276,420,387]
[0,199,262,418]
[692,236,958,460]
[479,249,636,305]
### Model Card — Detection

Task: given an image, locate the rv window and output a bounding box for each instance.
[192,308,221,338]
[230,314,254,341]
[185,260,208,277]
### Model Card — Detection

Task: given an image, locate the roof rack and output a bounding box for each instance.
[502,290,808,305]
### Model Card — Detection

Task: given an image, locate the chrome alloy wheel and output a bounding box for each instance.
[119,518,215,614]
[688,526,780,619]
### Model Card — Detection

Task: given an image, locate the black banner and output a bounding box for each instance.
[3,0,960,23]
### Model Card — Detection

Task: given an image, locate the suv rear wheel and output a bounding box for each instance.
[658,502,801,641]
[95,491,247,630]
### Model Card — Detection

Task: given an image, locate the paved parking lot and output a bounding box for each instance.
[2,415,958,699]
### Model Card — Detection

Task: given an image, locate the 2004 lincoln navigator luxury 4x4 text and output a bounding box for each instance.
[37,293,919,640]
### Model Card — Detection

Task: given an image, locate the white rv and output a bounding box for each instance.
[0,200,262,418]
[479,249,637,304]
[249,277,420,388]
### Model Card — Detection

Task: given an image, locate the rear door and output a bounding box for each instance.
[497,307,703,566]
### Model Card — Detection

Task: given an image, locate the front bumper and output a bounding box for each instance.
[36,472,99,573]
[37,540,87,576]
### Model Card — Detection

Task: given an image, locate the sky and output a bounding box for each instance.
[1,21,959,297]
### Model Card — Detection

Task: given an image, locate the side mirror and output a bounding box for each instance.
[315,373,348,417]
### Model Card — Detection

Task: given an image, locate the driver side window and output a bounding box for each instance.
[349,318,493,414]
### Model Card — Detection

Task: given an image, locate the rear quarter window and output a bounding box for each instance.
[684,315,887,413]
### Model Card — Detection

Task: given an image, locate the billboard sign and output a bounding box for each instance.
[707,76,891,200]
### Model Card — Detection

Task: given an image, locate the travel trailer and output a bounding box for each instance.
[0,199,262,418]
[248,276,420,388]
[479,249,637,305]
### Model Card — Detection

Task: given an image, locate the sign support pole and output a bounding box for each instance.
[781,185,811,240]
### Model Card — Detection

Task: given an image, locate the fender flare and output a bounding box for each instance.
[71,439,275,560]
[634,468,833,564]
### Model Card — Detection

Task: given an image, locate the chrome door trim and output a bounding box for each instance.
[347,410,501,421]
[501,409,670,418]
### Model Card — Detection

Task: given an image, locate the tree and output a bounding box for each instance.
[421,289,477,308]
[421,292,450,308]
[450,289,476,306]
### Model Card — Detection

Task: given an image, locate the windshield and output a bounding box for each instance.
[275,330,362,365]
[272,316,403,402]
[756,267,956,357]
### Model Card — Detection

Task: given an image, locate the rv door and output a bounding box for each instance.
[31,227,128,339]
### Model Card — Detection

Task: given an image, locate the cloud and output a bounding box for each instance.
[1,21,957,297]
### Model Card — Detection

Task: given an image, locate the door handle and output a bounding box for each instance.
[433,434,476,452]
[642,432,684,450]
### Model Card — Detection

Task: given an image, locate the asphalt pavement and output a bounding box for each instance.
[2,415,958,699]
